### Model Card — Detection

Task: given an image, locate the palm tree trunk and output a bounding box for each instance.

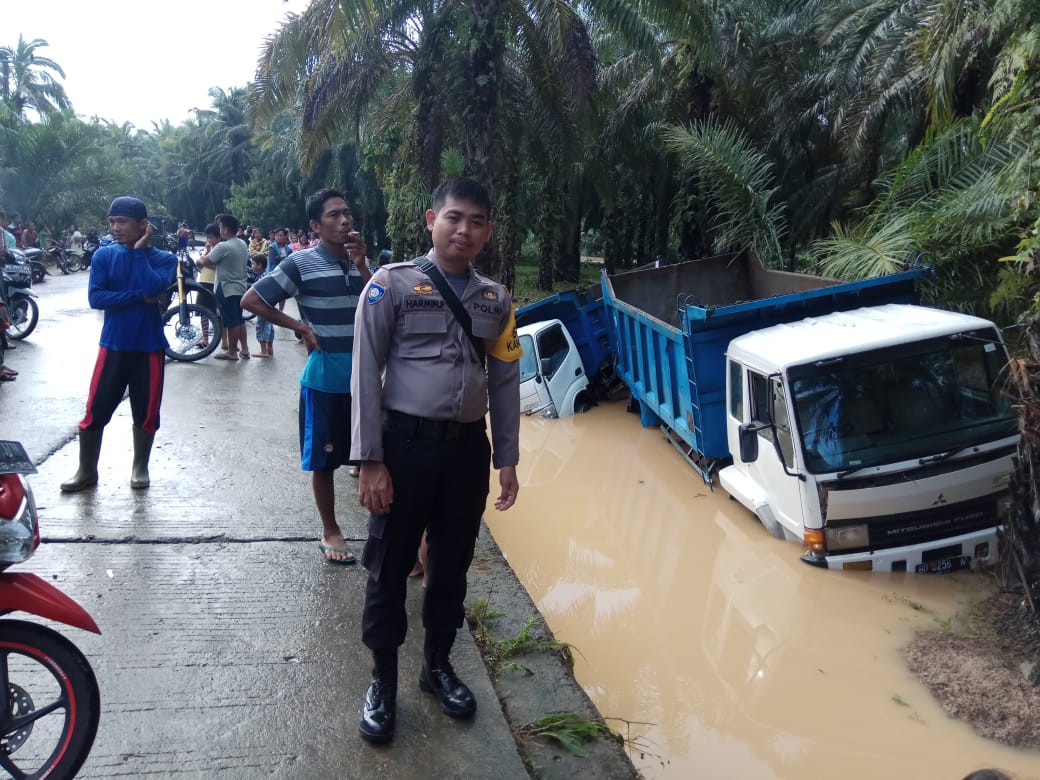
[493,146,521,293]
[464,0,503,277]
[537,179,559,291]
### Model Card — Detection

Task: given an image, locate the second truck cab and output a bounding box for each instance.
[518,319,590,418]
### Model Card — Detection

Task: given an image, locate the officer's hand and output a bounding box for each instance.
[494,466,519,511]
[359,461,393,515]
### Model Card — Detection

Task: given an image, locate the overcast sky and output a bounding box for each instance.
[5,0,309,129]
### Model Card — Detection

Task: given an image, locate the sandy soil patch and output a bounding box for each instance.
[907,591,1040,749]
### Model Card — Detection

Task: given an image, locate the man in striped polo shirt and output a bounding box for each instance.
[242,188,372,564]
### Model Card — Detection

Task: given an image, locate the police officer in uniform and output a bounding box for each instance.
[350,177,521,743]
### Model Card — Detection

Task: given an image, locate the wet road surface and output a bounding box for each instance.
[1,272,528,778]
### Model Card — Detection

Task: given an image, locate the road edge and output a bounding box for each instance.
[466,523,642,779]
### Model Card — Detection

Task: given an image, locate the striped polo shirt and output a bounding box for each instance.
[251,242,365,354]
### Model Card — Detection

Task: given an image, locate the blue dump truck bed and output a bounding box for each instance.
[600,251,927,478]
[515,288,614,386]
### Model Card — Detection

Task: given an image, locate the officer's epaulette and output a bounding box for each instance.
[382,261,421,271]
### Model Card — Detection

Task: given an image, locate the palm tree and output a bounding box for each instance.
[252,0,657,282]
[0,36,70,116]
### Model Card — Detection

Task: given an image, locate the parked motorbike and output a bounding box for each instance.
[17,248,47,285]
[2,250,39,340]
[81,232,100,269]
[21,246,79,278]
[0,440,101,779]
[2,252,39,341]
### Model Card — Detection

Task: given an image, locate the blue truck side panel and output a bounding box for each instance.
[602,251,927,463]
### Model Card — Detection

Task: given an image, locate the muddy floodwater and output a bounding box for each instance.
[486,401,1040,780]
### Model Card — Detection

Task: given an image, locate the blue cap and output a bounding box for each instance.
[107,197,147,220]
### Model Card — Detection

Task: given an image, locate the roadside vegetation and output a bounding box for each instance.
[1,0,1038,319]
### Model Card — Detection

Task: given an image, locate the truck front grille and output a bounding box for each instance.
[826,494,998,553]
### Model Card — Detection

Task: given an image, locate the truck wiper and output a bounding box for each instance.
[835,464,867,479]
[918,447,968,465]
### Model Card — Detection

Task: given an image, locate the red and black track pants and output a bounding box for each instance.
[78,348,165,434]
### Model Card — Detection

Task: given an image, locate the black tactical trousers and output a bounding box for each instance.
[361,425,491,650]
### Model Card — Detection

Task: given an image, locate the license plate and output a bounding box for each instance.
[915,555,970,574]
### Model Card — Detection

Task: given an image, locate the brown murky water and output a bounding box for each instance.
[486,401,1040,780]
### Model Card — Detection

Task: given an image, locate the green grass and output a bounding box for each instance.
[516,713,616,757]
[466,597,574,677]
[512,261,602,305]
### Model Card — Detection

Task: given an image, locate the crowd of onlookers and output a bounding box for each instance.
[0,209,382,383]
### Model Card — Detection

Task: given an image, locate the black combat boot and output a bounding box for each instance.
[359,648,397,743]
[418,629,476,718]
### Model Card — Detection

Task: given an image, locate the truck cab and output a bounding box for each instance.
[517,319,590,418]
[719,304,1017,572]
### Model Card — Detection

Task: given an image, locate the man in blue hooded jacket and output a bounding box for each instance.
[61,196,178,493]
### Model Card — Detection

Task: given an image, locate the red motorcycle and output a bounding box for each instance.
[0,441,100,779]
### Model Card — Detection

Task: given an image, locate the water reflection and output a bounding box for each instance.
[487,402,1040,779]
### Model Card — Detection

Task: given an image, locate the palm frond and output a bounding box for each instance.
[661,118,786,264]
[811,213,916,279]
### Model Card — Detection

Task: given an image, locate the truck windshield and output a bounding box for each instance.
[518,334,538,383]
[789,330,1017,474]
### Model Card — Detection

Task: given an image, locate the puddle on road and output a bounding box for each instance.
[486,401,1040,780]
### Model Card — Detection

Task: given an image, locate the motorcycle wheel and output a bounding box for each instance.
[6,297,38,341]
[64,255,82,273]
[0,620,100,780]
[29,264,45,284]
[162,302,221,361]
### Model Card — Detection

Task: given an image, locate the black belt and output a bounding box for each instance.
[383,410,486,441]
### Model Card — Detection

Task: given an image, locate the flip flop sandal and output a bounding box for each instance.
[240,352,251,360]
[213,352,239,361]
[318,542,357,565]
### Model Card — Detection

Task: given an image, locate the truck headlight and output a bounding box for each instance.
[824,524,869,551]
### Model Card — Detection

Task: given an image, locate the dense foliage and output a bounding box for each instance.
[1,0,1039,323]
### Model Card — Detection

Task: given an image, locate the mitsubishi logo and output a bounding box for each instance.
[932,493,947,506]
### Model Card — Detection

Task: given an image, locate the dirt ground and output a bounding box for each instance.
[907,591,1040,749]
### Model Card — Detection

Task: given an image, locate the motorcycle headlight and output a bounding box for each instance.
[0,477,39,565]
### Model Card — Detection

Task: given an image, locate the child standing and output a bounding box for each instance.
[250,254,275,357]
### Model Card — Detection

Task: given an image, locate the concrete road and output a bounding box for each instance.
[0,271,528,778]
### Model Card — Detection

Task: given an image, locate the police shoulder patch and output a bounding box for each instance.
[367,282,386,304]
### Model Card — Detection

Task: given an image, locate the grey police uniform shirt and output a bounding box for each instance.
[350,256,522,469]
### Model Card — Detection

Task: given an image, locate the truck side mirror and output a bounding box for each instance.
[738,424,759,463]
